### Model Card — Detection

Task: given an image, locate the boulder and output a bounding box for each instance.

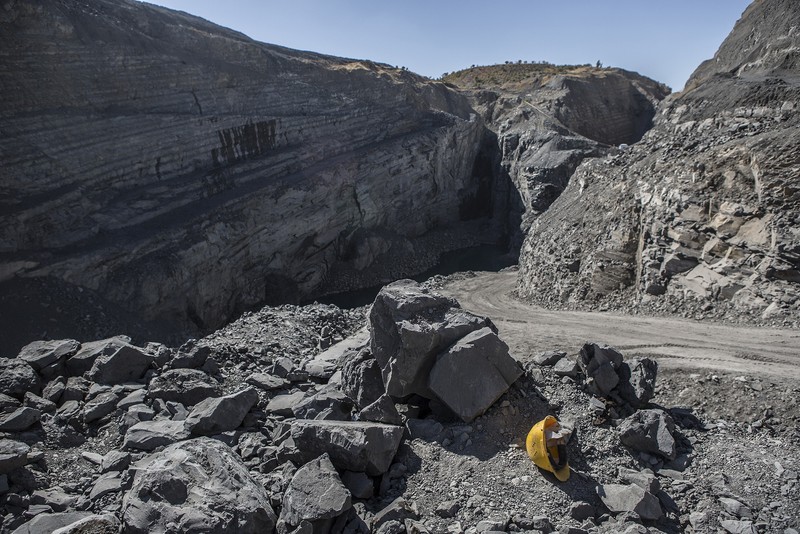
[101,450,131,473]
[578,343,623,396]
[10,512,92,534]
[123,420,190,451]
[281,454,352,529]
[147,369,221,406]
[369,280,491,398]
[720,520,758,534]
[185,387,259,435]
[246,373,289,392]
[596,483,663,521]
[65,336,130,377]
[17,339,79,372]
[0,358,40,399]
[341,471,374,500]
[428,328,522,422]
[122,438,277,533]
[616,358,658,408]
[87,344,152,384]
[532,350,566,366]
[0,407,41,431]
[618,409,677,460]
[290,420,404,475]
[83,391,119,423]
[341,349,386,409]
[552,356,579,378]
[357,394,402,425]
[292,385,353,421]
[265,391,307,417]
[41,378,66,404]
[169,340,210,369]
[0,439,29,474]
[51,513,120,534]
[23,392,56,413]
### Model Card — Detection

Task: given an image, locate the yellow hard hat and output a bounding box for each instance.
[525,415,570,481]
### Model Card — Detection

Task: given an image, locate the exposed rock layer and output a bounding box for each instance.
[444,64,668,248]
[518,0,800,320]
[0,0,490,346]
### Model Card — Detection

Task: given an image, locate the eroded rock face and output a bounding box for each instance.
[121,437,277,533]
[0,0,490,345]
[518,0,800,320]
[444,65,668,248]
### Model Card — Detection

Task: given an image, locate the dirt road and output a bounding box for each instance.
[441,271,800,380]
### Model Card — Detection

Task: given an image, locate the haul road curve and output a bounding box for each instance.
[440,271,800,381]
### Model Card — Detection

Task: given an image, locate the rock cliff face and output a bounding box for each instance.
[518,0,800,322]
[0,0,491,344]
[444,65,668,248]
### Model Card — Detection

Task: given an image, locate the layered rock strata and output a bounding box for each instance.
[0,0,491,342]
[444,64,668,248]
[518,0,800,321]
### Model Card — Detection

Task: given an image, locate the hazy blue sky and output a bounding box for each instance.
[145,1,751,92]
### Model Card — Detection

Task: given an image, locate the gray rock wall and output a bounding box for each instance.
[0,0,489,336]
[517,0,800,322]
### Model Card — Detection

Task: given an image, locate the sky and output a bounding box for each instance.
[144,1,752,92]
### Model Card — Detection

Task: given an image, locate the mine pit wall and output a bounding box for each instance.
[0,0,497,335]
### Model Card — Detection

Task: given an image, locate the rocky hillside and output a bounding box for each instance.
[518,0,800,323]
[0,0,493,352]
[444,64,669,248]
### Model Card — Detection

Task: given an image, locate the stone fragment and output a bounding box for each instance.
[30,488,77,513]
[18,340,79,371]
[0,407,41,431]
[87,344,152,384]
[616,358,658,408]
[357,394,402,425]
[428,327,522,422]
[341,349,386,408]
[265,391,307,417]
[720,520,758,534]
[552,356,579,377]
[406,418,444,441]
[532,350,566,366]
[82,391,119,423]
[123,420,189,451]
[618,467,660,493]
[369,280,491,398]
[341,471,374,500]
[122,438,276,533]
[61,377,90,402]
[117,389,146,410]
[719,497,752,519]
[0,358,40,399]
[290,419,404,475]
[618,409,676,460]
[569,501,595,521]
[89,474,123,500]
[147,368,221,406]
[246,372,289,391]
[10,512,92,534]
[371,497,420,532]
[169,340,210,369]
[596,483,663,521]
[23,392,55,413]
[435,500,461,518]
[185,387,259,435]
[41,378,66,404]
[292,385,353,421]
[65,337,130,377]
[281,454,352,528]
[97,452,129,475]
[51,513,120,534]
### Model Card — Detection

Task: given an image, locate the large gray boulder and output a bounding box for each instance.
[578,343,623,396]
[369,280,492,398]
[0,407,41,431]
[122,438,277,533]
[341,349,386,409]
[596,483,663,521]
[428,327,523,422]
[290,420,404,475]
[66,336,130,377]
[0,439,29,474]
[0,358,40,399]
[185,388,259,435]
[83,392,120,423]
[281,454,352,530]
[11,512,93,534]
[147,369,221,406]
[17,339,79,372]
[123,420,190,451]
[616,358,658,408]
[292,385,353,421]
[88,344,152,384]
[618,409,677,460]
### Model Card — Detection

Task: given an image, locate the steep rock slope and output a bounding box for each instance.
[444,64,668,248]
[518,0,800,322]
[0,0,490,344]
